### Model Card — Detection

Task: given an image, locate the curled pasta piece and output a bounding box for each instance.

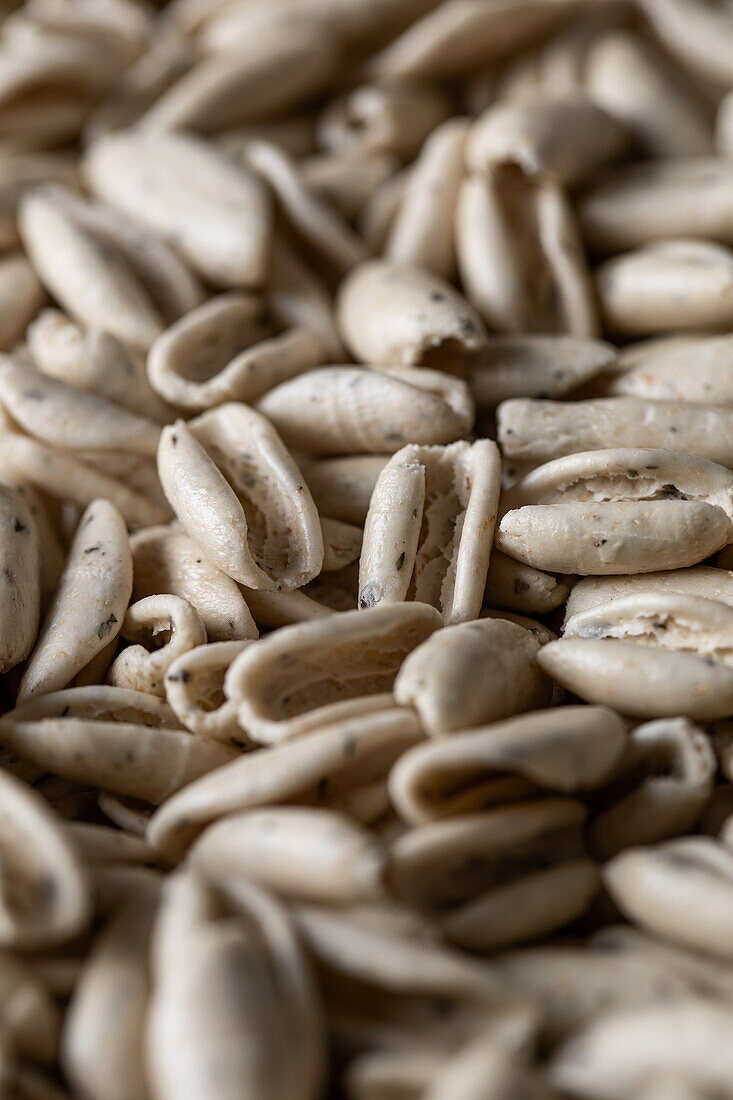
[337,259,486,371]
[189,806,388,905]
[130,523,258,642]
[0,427,169,529]
[157,404,324,589]
[0,767,91,950]
[18,185,165,351]
[147,706,421,858]
[61,883,159,1100]
[456,164,598,336]
[390,798,599,951]
[146,291,323,411]
[256,366,474,456]
[5,684,181,727]
[588,716,716,859]
[147,871,326,1100]
[0,482,42,673]
[226,602,441,743]
[389,705,627,825]
[18,499,132,703]
[245,139,369,274]
[108,594,208,697]
[84,129,273,288]
[164,640,253,743]
[28,308,173,423]
[0,354,161,457]
[359,440,501,623]
[0,710,236,805]
[386,118,469,279]
[394,618,553,736]
[0,252,45,350]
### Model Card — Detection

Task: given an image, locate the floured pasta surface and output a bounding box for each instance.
[1,2,733,1098]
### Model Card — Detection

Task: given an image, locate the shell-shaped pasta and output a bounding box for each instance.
[394,618,552,736]
[0,430,168,530]
[597,240,733,337]
[585,32,712,160]
[359,440,501,623]
[147,292,322,410]
[147,871,326,1100]
[496,501,730,575]
[108,594,208,697]
[6,684,180,728]
[157,405,324,589]
[189,806,387,904]
[61,886,158,1100]
[227,602,441,743]
[386,118,469,279]
[164,640,253,743]
[370,0,577,82]
[563,593,733,667]
[588,717,716,860]
[67,191,204,325]
[28,309,173,423]
[483,551,570,615]
[456,165,598,336]
[131,524,257,642]
[320,517,362,573]
[538,638,733,721]
[141,16,335,133]
[500,448,733,521]
[579,159,733,254]
[18,500,132,703]
[0,483,41,673]
[497,396,733,469]
[0,252,45,350]
[18,185,164,351]
[465,90,628,186]
[389,705,627,825]
[241,587,335,629]
[609,333,733,405]
[256,367,473,456]
[391,799,598,951]
[84,130,273,287]
[302,455,389,526]
[147,706,421,859]
[563,566,733,624]
[0,152,78,249]
[553,998,733,1100]
[0,768,91,950]
[467,335,616,409]
[245,140,369,274]
[603,837,733,964]
[0,711,236,805]
[0,355,160,457]
[337,259,486,369]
